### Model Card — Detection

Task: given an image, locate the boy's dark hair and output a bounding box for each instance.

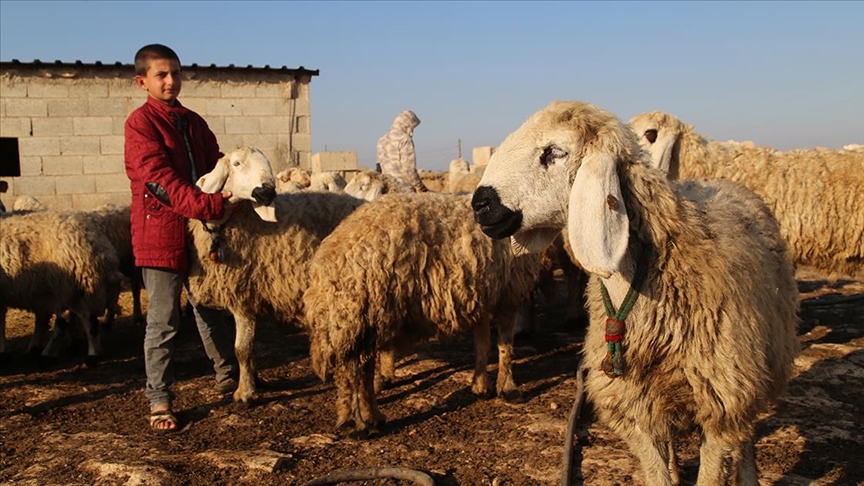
[134,44,181,75]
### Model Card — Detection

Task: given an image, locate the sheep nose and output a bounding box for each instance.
[472,185,523,239]
[472,186,501,224]
[252,183,276,205]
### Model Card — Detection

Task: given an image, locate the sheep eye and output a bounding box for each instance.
[232,159,242,167]
[540,145,567,167]
[644,129,658,144]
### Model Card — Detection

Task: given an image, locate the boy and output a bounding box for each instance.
[124,44,238,432]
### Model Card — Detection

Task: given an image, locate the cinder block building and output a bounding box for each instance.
[0,59,318,210]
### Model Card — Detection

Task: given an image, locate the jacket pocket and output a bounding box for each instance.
[142,192,186,253]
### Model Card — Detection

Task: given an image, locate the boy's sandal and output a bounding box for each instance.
[149,410,180,433]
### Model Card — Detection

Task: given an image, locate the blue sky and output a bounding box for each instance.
[1,1,862,171]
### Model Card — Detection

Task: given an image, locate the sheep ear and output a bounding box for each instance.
[196,158,229,194]
[567,152,629,278]
[652,133,678,174]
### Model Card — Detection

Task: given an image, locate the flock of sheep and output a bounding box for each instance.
[1,101,862,485]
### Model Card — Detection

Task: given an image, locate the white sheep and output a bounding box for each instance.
[304,192,542,434]
[629,110,864,279]
[11,195,48,212]
[471,101,800,485]
[188,147,365,404]
[343,170,406,201]
[1,209,123,364]
[275,166,312,193]
[309,171,347,192]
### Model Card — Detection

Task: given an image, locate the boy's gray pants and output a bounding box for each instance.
[142,267,237,410]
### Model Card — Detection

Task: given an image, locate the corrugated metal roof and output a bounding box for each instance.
[1,59,319,76]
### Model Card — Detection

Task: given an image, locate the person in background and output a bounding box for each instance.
[376,110,429,193]
[124,43,239,432]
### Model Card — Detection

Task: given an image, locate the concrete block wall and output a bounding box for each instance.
[0,66,314,211]
[472,146,494,169]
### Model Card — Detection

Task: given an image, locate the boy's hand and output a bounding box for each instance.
[221,190,233,200]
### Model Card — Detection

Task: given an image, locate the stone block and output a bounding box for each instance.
[19,137,60,156]
[276,98,309,117]
[291,133,311,153]
[48,98,89,117]
[58,174,96,194]
[311,151,358,173]
[208,98,243,116]
[94,173,130,193]
[180,97,207,116]
[74,117,113,136]
[241,98,276,116]
[18,156,43,176]
[100,135,125,155]
[218,134,245,150]
[225,117,261,134]
[85,154,124,174]
[43,155,83,175]
[0,76,28,97]
[205,116,225,135]
[14,176,56,196]
[6,98,48,117]
[255,82,290,98]
[259,116,292,135]
[0,117,31,137]
[88,98,129,117]
[241,134,277,152]
[27,82,69,98]
[32,117,74,137]
[221,82,258,98]
[68,82,109,98]
[183,81,221,97]
[108,80,144,98]
[60,136,101,155]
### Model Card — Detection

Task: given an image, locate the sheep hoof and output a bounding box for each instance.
[83,355,102,368]
[500,389,524,403]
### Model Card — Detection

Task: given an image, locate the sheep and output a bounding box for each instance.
[343,169,406,201]
[471,101,800,485]
[12,195,48,212]
[187,146,365,404]
[1,209,123,364]
[304,192,543,434]
[76,204,142,326]
[629,110,864,279]
[275,166,312,193]
[309,171,347,192]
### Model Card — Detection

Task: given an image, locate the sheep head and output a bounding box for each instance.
[472,100,643,278]
[197,146,277,222]
[628,110,686,176]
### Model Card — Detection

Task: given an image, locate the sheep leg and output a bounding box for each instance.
[495,314,521,401]
[80,312,103,367]
[696,432,757,486]
[334,363,356,431]
[623,426,675,486]
[131,270,144,325]
[42,313,74,358]
[25,311,53,356]
[375,348,397,392]
[471,321,491,397]
[0,306,7,356]
[232,314,258,404]
[357,356,385,432]
[667,440,680,486]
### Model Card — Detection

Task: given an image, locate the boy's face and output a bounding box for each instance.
[135,58,182,106]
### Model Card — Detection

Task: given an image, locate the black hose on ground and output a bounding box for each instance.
[561,359,587,486]
[300,466,435,486]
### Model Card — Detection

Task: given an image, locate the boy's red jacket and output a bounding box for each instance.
[124,96,225,272]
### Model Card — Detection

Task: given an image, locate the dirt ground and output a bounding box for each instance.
[1,266,862,486]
